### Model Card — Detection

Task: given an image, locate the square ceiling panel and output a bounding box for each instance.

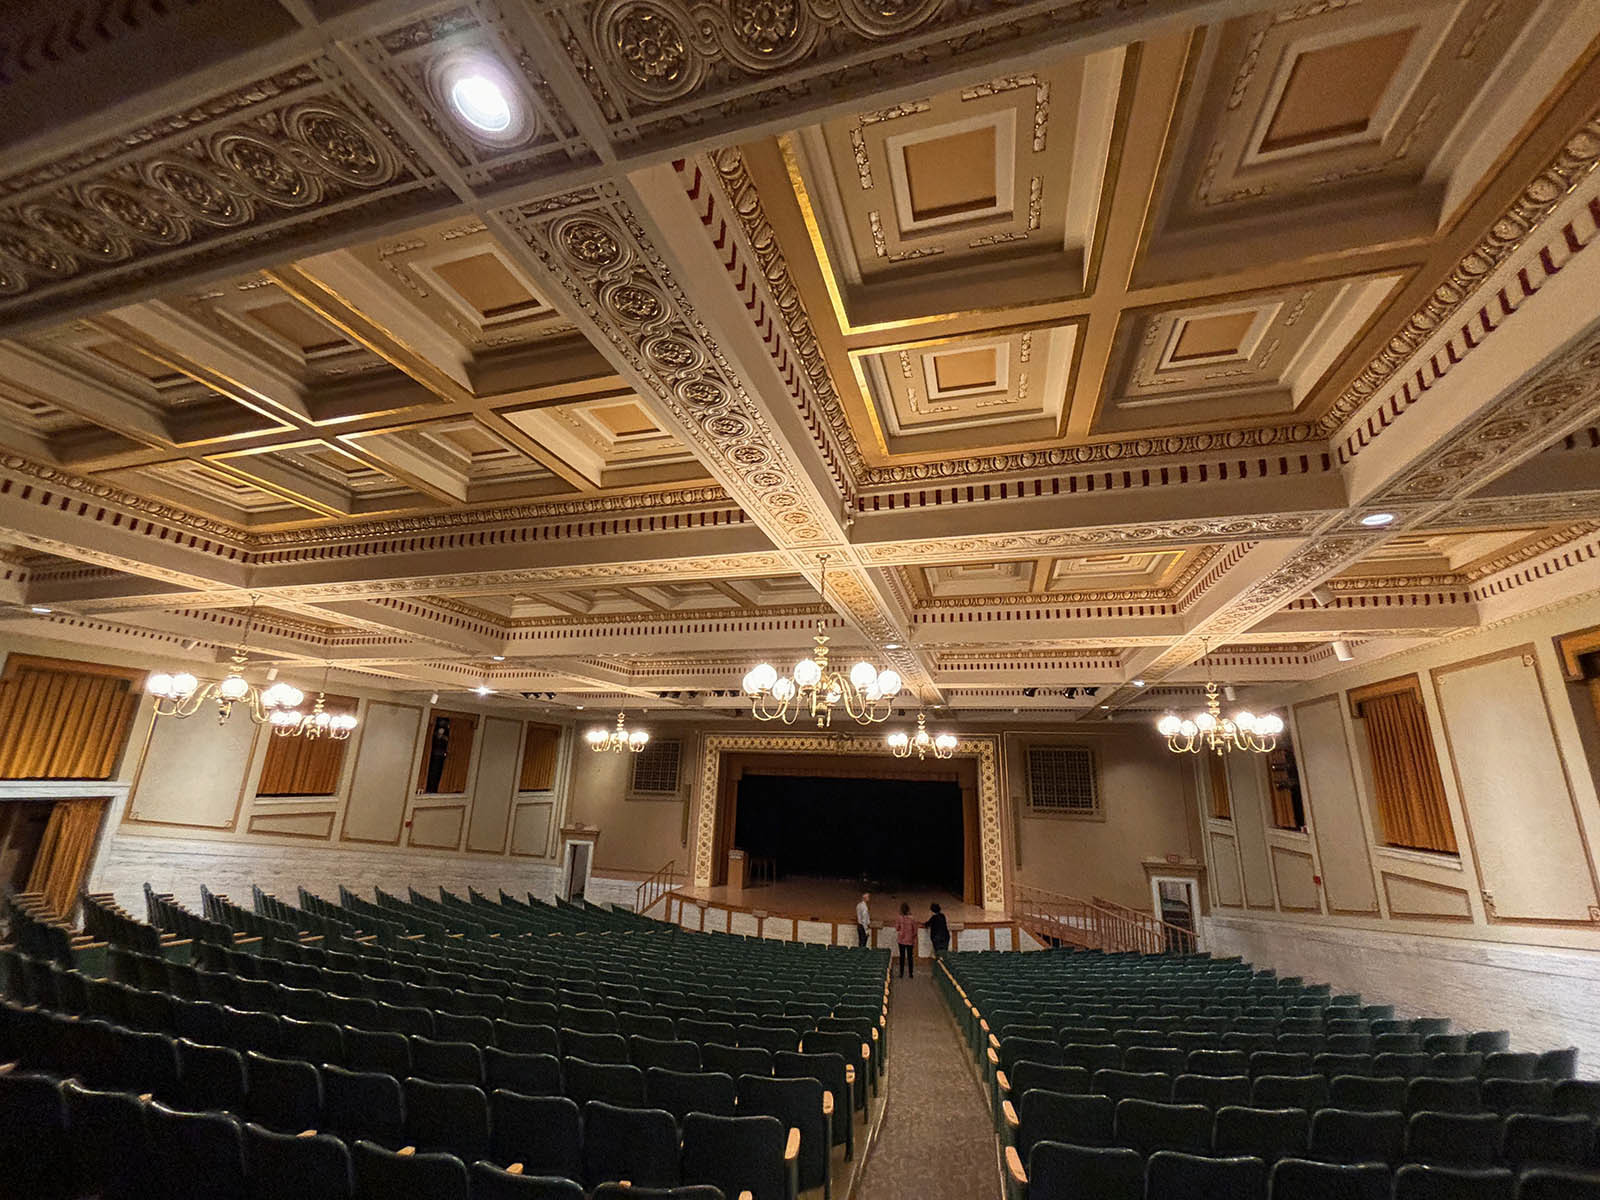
[789,46,1127,329]
[1096,275,1401,435]
[854,320,1080,453]
[499,395,704,490]
[1261,27,1417,154]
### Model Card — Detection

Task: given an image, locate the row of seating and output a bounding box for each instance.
[0,1069,777,1200]
[1004,1091,1600,1170]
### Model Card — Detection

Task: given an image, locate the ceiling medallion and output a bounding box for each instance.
[887,711,956,759]
[586,710,650,753]
[742,553,903,726]
[146,595,305,726]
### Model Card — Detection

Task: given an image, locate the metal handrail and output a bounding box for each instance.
[1012,884,1196,955]
[635,860,678,916]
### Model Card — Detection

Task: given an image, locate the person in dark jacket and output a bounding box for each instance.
[924,902,950,955]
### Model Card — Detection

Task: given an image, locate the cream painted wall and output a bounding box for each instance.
[564,721,697,876]
[1192,595,1600,1071]
[1005,727,1200,910]
[0,632,578,912]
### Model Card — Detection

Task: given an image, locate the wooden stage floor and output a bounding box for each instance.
[671,874,990,926]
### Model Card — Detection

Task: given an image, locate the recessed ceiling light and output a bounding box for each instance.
[475,685,493,696]
[29,605,51,614]
[576,704,585,710]
[1133,679,1145,687]
[1360,512,1396,527]
[884,643,903,650]
[1100,704,1110,710]
[491,655,505,662]
[449,72,513,133]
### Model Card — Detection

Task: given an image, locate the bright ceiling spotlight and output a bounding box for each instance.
[475,685,493,696]
[1360,512,1396,527]
[449,72,513,133]
[29,605,52,614]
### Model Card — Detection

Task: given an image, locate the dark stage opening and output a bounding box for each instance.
[733,773,966,895]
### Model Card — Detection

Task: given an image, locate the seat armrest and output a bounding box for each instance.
[784,1128,801,1200]
[996,1069,1010,1096]
[1003,1100,1019,1131]
[845,1064,856,1085]
[785,1126,800,1161]
[986,1047,999,1068]
[296,1129,318,1138]
[507,1163,523,1175]
[398,1146,416,1157]
[1005,1145,1027,1187]
[822,1092,834,1117]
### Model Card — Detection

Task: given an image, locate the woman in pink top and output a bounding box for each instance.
[894,902,918,978]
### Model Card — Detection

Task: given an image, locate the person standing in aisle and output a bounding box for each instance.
[925,902,950,955]
[856,892,871,947]
[895,902,918,977]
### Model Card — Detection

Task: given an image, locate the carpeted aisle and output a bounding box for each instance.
[856,968,999,1200]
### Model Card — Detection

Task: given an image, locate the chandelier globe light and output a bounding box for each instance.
[887,711,957,760]
[587,710,649,753]
[743,553,903,726]
[270,664,359,740]
[147,595,306,726]
[1156,644,1283,754]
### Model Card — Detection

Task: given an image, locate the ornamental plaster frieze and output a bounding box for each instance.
[507,602,834,630]
[905,544,1227,610]
[857,513,1327,567]
[1325,110,1600,454]
[1427,490,1600,529]
[1469,526,1600,604]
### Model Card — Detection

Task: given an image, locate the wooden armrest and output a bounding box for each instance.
[138,1093,153,1102]
[980,1018,991,1033]
[995,1069,1010,1094]
[845,1064,856,1085]
[296,1129,318,1138]
[822,1092,834,1117]
[986,1047,999,1067]
[739,1193,754,1200]
[1005,1145,1027,1186]
[507,1164,523,1175]
[785,1126,800,1162]
[398,1146,416,1157]
[989,1032,1000,1050]
[1003,1100,1019,1130]
[860,1042,871,1062]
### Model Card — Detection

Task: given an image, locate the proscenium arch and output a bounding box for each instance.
[693,732,1005,913]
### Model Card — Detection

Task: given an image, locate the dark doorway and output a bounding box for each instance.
[733,773,965,894]
[0,801,53,893]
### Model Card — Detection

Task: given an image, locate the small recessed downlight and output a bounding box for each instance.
[450,73,513,133]
[1360,512,1396,527]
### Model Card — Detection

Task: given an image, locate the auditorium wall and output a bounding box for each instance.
[1196,594,1600,1063]
[0,632,577,914]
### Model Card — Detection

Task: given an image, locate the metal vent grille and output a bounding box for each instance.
[1026,745,1098,813]
[631,738,682,794]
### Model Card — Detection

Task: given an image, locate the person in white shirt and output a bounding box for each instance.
[855,893,871,947]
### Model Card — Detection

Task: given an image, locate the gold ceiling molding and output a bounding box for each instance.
[909,545,1225,609]
[1322,107,1600,442]
[1431,490,1600,528]
[508,603,835,630]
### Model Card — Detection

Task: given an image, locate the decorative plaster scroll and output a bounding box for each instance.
[1323,110,1600,439]
[540,0,1206,148]
[0,64,450,319]
[498,188,840,548]
[693,731,1004,912]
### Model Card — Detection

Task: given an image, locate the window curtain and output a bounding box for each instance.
[257,695,357,796]
[25,797,108,919]
[1358,688,1457,854]
[437,715,477,794]
[0,664,139,780]
[1207,753,1231,819]
[519,723,560,791]
[1269,783,1298,829]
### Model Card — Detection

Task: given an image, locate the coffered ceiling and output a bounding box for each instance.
[0,0,1597,724]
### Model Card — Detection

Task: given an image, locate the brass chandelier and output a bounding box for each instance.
[586,710,649,753]
[269,665,359,740]
[147,596,305,726]
[887,712,957,759]
[1157,681,1283,755]
[742,554,903,727]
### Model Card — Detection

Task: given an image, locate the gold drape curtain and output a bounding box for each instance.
[418,713,478,794]
[0,663,140,780]
[1359,688,1458,854]
[25,797,108,918]
[1269,784,1298,829]
[519,723,560,792]
[257,695,357,796]
[1207,754,1232,819]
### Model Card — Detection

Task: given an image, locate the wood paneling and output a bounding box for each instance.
[1271,845,1320,912]
[409,804,465,850]
[256,695,357,796]
[1293,696,1380,916]
[127,709,257,830]
[467,717,520,854]
[519,723,561,792]
[0,656,142,780]
[340,701,422,845]
[1433,646,1600,925]
[1226,752,1276,910]
[246,810,336,840]
[1382,871,1474,921]
[1210,831,1244,907]
[510,801,554,858]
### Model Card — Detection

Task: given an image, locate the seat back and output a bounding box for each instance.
[738,1074,828,1193]
[1211,1105,1309,1163]
[320,1065,403,1147]
[467,1162,584,1199]
[350,1139,469,1200]
[1501,1113,1597,1170]
[1092,1068,1171,1102]
[1026,1141,1141,1200]
[1143,1151,1268,1200]
[1018,1089,1115,1156]
[489,1090,582,1180]
[1114,1098,1211,1155]
[1329,1074,1407,1112]
[1309,1107,1405,1164]
[243,1122,353,1200]
[645,1067,737,1120]
[1268,1157,1389,1200]
[1251,1074,1328,1111]
[563,1057,646,1108]
[243,1051,322,1133]
[1405,1111,1502,1166]
[402,1077,491,1161]
[147,1100,246,1200]
[581,1100,681,1190]
[680,1111,788,1200]
[1172,1073,1251,1110]
[1391,1164,1514,1200]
